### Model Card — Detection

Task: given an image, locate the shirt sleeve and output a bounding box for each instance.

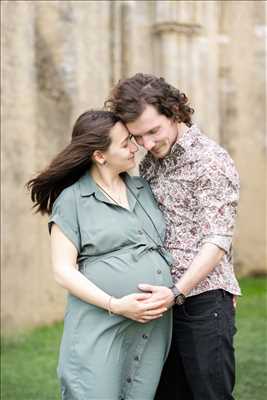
[197,157,240,253]
[48,186,81,252]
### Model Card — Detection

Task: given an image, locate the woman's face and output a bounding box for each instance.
[104,121,138,173]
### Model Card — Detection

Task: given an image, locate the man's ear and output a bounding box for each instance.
[92,150,106,165]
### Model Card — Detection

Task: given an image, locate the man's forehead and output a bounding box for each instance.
[126,105,160,135]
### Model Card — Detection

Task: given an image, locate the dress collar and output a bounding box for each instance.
[79,171,143,198]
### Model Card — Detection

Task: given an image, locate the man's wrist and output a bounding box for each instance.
[169,285,186,305]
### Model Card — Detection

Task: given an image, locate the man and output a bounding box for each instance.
[106,73,241,399]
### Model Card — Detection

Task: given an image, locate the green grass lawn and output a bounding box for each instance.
[233,277,267,400]
[1,277,267,400]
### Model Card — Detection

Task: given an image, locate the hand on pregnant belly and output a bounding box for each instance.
[138,284,174,311]
[111,292,169,323]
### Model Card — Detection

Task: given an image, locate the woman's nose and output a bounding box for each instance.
[130,141,138,152]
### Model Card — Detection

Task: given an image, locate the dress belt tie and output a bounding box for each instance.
[78,244,174,270]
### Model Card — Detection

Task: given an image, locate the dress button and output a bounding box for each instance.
[127,377,132,383]
[157,269,162,274]
[142,333,148,339]
[134,356,139,361]
[214,312,218,317]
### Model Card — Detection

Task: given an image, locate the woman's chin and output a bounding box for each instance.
[124,160,136,172]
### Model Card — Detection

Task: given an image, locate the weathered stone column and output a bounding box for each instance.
[152,1,220,141]
[119,0,154,78]
[70,0,111,116]
[191,1,220,139]
[1,1,40,334]
[219,1,267,275]
[34,1,78,165]
[153,1,200,91]
[108,0,155,173]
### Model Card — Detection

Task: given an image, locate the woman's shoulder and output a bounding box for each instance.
[53,182,78,209]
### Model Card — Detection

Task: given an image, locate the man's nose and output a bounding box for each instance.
[142,136,154,151]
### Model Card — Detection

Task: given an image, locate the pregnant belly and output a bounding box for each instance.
[80,250,173,298]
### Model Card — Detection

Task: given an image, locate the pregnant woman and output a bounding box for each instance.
[27,110,173,400]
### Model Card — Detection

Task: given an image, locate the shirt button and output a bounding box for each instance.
[157,269,162,274]
[142,334,148,339]
[137,230,143,235]
[134,356,139,361]
[214,312,218,317]
[127,377,132,383]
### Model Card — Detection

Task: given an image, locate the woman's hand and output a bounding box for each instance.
[111,293,168,323]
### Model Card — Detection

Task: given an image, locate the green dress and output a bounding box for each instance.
[48,172,173,400]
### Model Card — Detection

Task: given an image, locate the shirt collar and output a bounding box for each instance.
[123,172,144,194]
[79,171,96,197]
[79,171,144,198]
[166,124,199,158]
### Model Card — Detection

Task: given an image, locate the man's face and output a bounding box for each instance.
[126,104,178,159]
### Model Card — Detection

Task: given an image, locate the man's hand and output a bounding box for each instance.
[138,284,174,311]
[111,292,168,323]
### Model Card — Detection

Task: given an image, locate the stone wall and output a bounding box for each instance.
[1,0,266,334]
[218,0,266,275]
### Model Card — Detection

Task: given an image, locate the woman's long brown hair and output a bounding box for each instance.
[26,110,120,215]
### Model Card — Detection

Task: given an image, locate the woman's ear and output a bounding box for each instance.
[92,150,107,165]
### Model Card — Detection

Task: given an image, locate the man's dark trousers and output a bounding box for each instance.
[155,289,237,400]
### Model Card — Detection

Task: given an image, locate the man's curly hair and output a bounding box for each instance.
[105,73,194,127]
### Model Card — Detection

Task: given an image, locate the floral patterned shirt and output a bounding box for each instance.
[140,124,241,297]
